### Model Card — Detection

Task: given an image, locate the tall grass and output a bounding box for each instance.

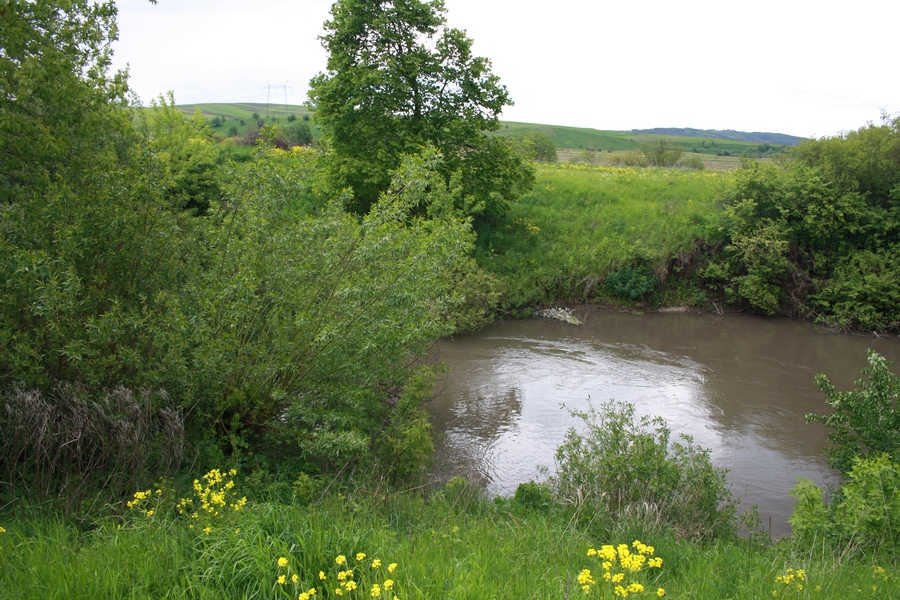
[475,163,729,309]
[2,482,896,599]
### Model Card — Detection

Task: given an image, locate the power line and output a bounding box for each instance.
[262,81,292,114]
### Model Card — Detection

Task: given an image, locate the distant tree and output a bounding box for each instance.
[522,132,557,163]
[287,114,297,122]
[280,122,314,147]
[640,139,683,167]
[251,112,260,120]
[308,0,533,217]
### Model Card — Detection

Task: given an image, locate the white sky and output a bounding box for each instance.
[111,0,900,139]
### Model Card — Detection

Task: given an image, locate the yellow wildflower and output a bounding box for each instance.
[356,552,367,561]
[0,526,5,533]
[292,574,300,584]
[336,555,347,566]
[383,579,394,590]
[319,571,327,580]
[277,575,287,585]
[657,588,666,597]
[278,557,289,568]
[370,583,381,597]
[388,563,397,573]
[372,559,382,568]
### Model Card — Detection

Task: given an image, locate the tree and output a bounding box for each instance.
[308,0,533,217]
[0,0,130,205]
[522,131,557,163]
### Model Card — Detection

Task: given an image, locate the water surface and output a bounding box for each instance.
[426,310,900,536]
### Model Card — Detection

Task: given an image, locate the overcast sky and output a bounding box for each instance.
[111,0,900,139]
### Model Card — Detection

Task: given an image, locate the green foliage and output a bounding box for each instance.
[806,350,900,473]
[444,257,503,334]
[791,351,900,559]
[706,117,900,329]
[308,0,533,218]
[279,121,314,147]
[813,248,900,330]
[790,455,900,557]
[605,266,657,301]
[550,400,736,540]
[640,139,683,167]
[0,0,130,206]
[521,131,558,163]
[136,94,223,214]
[0,0,473,491]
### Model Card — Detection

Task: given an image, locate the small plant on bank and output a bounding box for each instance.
[806,350,900,473]
[605,266,657,301]
[550,400,735,540]
[790,351,900,558]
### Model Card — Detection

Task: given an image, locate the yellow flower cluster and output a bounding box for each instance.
[581,540,665,598]
[773,568,806,596]
[317,553,400,599]
[275,555,315,598]
[0,526,6,534]
[175,468,247,533]
[125,488,163,517]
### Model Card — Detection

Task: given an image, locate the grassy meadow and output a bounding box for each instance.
[1,473,896,599]
[475,163,730,310]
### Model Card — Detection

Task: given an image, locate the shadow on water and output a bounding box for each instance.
[426,310,900,537]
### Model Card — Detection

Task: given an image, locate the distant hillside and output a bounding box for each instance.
[172,103,799,157]
[631,128,804,146]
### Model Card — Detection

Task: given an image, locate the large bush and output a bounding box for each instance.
[705,115,900,329]
[550,400,735,540]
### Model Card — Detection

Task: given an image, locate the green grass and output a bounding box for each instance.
[2,483,896,599]
[475,163,729,309]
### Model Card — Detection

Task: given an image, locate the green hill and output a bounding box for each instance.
[175,102,796,157]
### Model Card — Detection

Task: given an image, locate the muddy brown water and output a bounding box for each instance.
[426,310,900,537]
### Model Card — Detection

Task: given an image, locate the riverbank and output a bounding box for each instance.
[2,478,896,599]
[474,163,729,313]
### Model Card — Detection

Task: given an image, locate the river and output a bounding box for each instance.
[426,310,900,537]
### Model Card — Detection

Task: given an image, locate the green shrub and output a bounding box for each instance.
[790,350,900,559]
[679,155,706,170]
[813,249,900,331]
[550,400,735,540]
[605,266,657,300]
[790,454,900,557]
[806,350,900,473]
[640,139,683,167]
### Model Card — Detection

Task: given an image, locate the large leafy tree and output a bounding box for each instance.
[0,0,131,206]
[308,0,533,217]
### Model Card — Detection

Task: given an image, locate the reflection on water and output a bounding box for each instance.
[426,310,900,537]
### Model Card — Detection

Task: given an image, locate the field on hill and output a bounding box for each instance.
[175,103,788,167]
